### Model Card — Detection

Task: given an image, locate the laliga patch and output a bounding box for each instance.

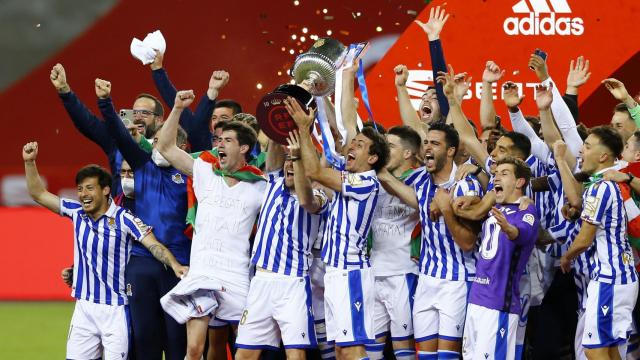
[583,196,600,219]
[172,173,185,184]
[465,190,479,197]
[522,213,535,226]
[347,174,363,186]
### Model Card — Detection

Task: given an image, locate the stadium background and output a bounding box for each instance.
[0,0,638,357]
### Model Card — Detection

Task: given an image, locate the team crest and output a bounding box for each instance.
[107,217,116,229]
[623,252,632,265]
[126,283,133,296]
[172,173,185,184]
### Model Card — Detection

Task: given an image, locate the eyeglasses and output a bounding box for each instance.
[132,109,158,116]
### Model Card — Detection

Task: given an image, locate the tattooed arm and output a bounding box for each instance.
[141,233,189,278]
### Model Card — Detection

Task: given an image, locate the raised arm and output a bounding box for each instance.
[377,168,418,210]
[95,79,150,170]
[286,97,342,192]
[453,191,495,221]
[439,66,490,167]
[553,140,583,208]
[265,138,285,173]
[394,65,425,139]
[50,63,113,155]
[415,6,450,117]
[340,63,360,151]
[603,78,640,126]
[23,142,60,213]
[156,91,197,176]
[480,61,505,130]
[287,130,324,214]
[535,84,577,169]
[565,55,591,96]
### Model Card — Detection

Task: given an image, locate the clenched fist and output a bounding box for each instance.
[394,65,409,87]
[22,142,39,162]
[94,78,112,99]
[174,90,195,109]
[50,63,70,93]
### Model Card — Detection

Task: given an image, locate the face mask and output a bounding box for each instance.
[121,177,135,198]
[152,148,171,167]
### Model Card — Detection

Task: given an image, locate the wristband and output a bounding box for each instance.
[627,173,634,184]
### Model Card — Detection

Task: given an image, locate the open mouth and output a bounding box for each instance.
[424,153,435,168]
[494,184,504,196]
[421,105,432,119]
[347,153,356,161]
[218,150,227,161]
[82,198,93,206]
[286,170,294,177]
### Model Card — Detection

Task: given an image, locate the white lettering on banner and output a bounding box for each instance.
[405,71,551,111]
[504,0,584,36]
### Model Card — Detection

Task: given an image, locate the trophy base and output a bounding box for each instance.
[256,84,317,145]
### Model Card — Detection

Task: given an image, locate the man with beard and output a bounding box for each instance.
[556,127,638,360]
[365,125,422,360]
[287,95,389,360]
[23,142,188,360]
[233,128,329,360]
[95,76,229,360]
[157,89,266,360]
[377,121,483,359]
[462,158,538,360]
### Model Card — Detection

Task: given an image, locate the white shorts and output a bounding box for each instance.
[583,281,639,349]
[413,274,467,343]
[66,299,130,360]
[310,257,326,322]
[462,303,518,360]
[324,266,375,346]
[236,271,316,350]
[373,273,418,341]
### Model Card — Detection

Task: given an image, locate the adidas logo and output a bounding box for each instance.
[504,0,584,36]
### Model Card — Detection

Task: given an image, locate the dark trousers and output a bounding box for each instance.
[126,256,187,360]
[527,269,578,360]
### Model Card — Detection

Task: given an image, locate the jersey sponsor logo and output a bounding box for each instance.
[172,173,185,184]
[583,196,600,219]
[504,0,584,36]
[523,213,535,226]
[473,276,491,285]
[499,327,506,338]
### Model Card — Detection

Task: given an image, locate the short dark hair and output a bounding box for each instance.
[428,121,460,154]
[362,121,386,134]
[496,157,531,188]
[216,99,243,115]
[577,123,589,141]
[631,131,640,150]
[75,165,112,190]
[360,126,390,172]
[155,124,188,147]
[525,116,541,135]
[213,120,227,131]
[503,131,531,158]
[221,121,258,162]
[135,93,164,117]
[590,125,623,158]
[387,125,421,155]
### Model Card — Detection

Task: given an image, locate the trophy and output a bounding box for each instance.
[256,38,346,144]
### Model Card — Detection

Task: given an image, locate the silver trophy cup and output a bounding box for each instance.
[291,38,347,97]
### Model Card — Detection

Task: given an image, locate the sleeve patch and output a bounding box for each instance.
[346,174,363,186]
[522,213,535,226]
[583,196,600,219]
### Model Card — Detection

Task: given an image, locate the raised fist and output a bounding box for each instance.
[209,71,230,91]
[394,65,409,87]
[50,63,70,93]
[174,90,195,109]
[22,142,39,162]
[482,61,505,84]
[94,78,112,99]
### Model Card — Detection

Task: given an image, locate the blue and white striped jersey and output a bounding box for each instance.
[452,174,485,281]
[321,170,380,270]
[413,165,483,281]
[60,198,150,305]
[252,170,329,276]
[581,176,637,285]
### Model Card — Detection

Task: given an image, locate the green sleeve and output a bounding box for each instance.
[630,104,640,128]
[138,137,153,153]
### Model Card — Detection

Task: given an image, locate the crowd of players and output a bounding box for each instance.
[21,6,640,360]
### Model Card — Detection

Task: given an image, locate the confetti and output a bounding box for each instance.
[418,62,423,67]
[293,0,300,5]
[55,128,59,134]
[339,30,350,36]
[36,23,41,28]
[291,34,297,40]
[289,49,295,54]
[302,27,308,34]
[407,10,418,16]
[267,40,274,45]
[256,83,263,90]
[281,47,286,51]
[221,34,227,39]
[322,8,328,14]
[324,15,334,20]
[300,36,306,42]
[326,30,332,36]
[376,26,383,32]
[277,71,283,76]
[290,79,296,84]
[513,70,520,75]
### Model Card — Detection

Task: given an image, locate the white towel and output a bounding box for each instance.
[130,30,166,65]
[160,275,222,324]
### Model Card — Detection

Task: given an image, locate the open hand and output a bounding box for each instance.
[566,56,591,92]
[534,83,553,111]
[502,82,524,109]
[415,6,450,41]
[284,96,315,129]
[286,130,302,159]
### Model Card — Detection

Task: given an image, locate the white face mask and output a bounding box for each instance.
[151,148,171,167]
[121,177,135,198]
